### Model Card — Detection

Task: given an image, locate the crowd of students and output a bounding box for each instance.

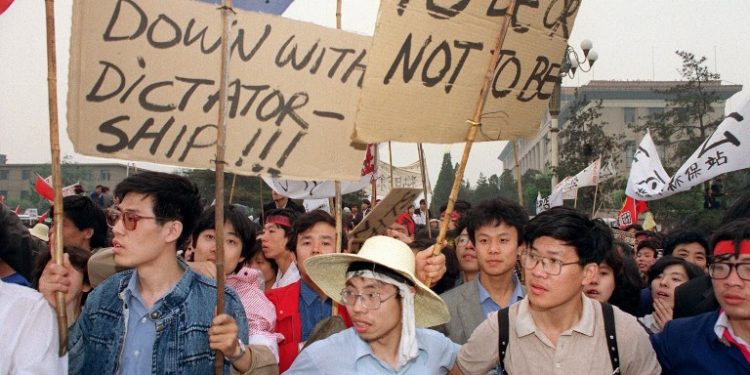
[1,170,749,374]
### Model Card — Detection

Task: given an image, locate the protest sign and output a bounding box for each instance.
[348,188,421,253]
[372,160,428,197]
[353,0,581,143]
[612,228,636,247]
[68,0,369,180]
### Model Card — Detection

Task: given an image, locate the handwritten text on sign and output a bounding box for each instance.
[353,0,581,143]
[68,0,369,180]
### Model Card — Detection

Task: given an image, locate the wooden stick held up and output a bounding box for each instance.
[417,143,431,239]
[44,0,68,357]
[428,1,519,272]
[214,1,234,373]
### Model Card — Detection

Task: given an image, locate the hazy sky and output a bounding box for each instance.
[1,0,748,188]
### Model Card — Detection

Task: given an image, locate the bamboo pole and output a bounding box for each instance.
[229,173,238,204]
[44,0,67,356]
[512,141,524,206]
[388,141,395,189]
[259,177,264,220]
[371,145,378,202]
[332,181,342,316]
[213,1,234,373]
[429,1,518,267]
[417,143,431,238]
[591,182,599,217]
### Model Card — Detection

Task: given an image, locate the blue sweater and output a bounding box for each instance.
[651,310,750,374]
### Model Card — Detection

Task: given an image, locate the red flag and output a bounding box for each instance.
[14,205,20,215]
[0,0,14,16]
[34,175,55,201]
[38,210,49,224]
[617,196,649,229]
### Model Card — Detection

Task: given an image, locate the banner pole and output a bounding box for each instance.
[417,143,431,238]
[428,1,518,280]
[388,141,395,190]
[44,0,68,356]
[213,1,234,372]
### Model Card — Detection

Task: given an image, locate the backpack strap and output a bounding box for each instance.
[601,302,621,374]
[497,307,510,375]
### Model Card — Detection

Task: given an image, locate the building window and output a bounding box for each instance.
[0,170,8,180]
[648,107,664,121]
[21,170,32,180]
[100,170,111,181]
[21,191,30,200]
[623,108,636,123]
[625,140,636,167]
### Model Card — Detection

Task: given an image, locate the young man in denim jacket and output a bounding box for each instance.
[39,172,266,374]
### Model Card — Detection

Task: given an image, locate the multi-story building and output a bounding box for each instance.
[499,80,743,181]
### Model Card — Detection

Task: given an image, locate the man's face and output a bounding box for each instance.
[455,229,478,275]
[712,254,750,321]
[345,276,402,343]
[672,242,707,270]
[525,236,595,311]
[420,202,427,211]
[111,193,178,268]
[295,222,336,280]
[361,202,370,211]
[474,222,520,278]
[386,222,412,244]
[259,223,289,261]
[50,214,92,251]
[193,222,244,276]
[635,248,657,273]
[271,191,285,202]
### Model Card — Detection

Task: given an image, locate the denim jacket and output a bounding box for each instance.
[68,262,249,374]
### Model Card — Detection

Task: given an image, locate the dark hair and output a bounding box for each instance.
[710,219,750,260]
[720,191,750,225]
[419,199,426,205]
[646,256,704,285]
[251,245,278,274]
[613,240,634,258]
[439,199,472,214]
[623,224,643,232]
[192,205,258,274]
[50,195,108,249]
[289,210,337,253]
[636,240,661,255]
[264,208,299,246]
[114,171,202,250]
[525,207,612,265]
[346,261,414,287]
[32,245,91,289]
[663,230,708,257]
[466,197,528,245]
[602,248,643,315]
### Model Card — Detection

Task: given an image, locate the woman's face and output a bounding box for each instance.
[249,251,276,286]
[193,221,244,275]
[583,263,616,302]
[650,264,689,309]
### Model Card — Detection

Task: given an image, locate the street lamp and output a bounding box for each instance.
[548,39,598,187]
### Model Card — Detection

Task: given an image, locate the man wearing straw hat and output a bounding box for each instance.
[285,235,459,374]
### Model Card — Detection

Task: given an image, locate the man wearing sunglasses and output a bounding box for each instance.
[651,219,750,374]
[452,207,659,375]
[38,172,263,374]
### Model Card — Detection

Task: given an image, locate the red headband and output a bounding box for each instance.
[713,240,750,256]
[266,215,292,228]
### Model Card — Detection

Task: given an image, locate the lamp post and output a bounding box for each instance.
[549,40,598,188]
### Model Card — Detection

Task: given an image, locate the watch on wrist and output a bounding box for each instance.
[226,338,246,363]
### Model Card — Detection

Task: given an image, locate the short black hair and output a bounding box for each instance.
[50,195,108,249]
[663,230,708,257]
[524,207,612,266]
[623,224,643,232]
[646,256,704,285]
[289,210,340,253]
[465,197,527,245]
[114,171,202,250]
[636,240,661,255]
[192,205,259,274]
[264,208,300,251]
[710,219,750,259]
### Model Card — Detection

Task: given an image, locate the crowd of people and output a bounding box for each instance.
[1,170,749,374]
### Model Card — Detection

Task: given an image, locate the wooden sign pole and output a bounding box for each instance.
[428,0,518,272]
[44,0,67,356]
[417,143,431,238]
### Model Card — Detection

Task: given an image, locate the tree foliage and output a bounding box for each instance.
[430,152,456,214]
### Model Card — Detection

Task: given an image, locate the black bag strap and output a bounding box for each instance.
[497,307,510,375]
[601,302,621,374]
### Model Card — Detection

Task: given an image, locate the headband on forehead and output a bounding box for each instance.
[346,261,414,287]
[713,240,750,256]
[266,215,292,228]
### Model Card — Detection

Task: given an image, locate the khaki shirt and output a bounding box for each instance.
[456,295,660,375]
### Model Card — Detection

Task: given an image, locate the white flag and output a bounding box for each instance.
[574,158,602,188]
[627,92,750,200]
[537,182,565,214]
[625,132,671,200]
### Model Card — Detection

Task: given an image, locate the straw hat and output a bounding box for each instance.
[304,235,450,328]
[29,223,49,242]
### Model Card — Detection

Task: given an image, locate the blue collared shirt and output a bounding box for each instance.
[120,270,168,375]
[477,273,524,318]
[286,327,459,374]
[299,279,332,341]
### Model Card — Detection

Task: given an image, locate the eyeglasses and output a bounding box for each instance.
[339,288,398,310]
[520,250,579,276]
[105,208,157,231]
[709,262,750,281]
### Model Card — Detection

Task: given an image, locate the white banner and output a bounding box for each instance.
[537,180,565,214]
[370,160,429,198]
[626,92,750,200]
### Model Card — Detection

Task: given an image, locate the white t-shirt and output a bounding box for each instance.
[0,280,66,374]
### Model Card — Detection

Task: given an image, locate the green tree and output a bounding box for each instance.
[498,169,518,202]
[430,152,456,214]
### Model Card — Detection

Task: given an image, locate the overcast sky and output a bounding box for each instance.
[1,0,748,188]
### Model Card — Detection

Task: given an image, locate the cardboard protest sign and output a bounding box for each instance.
[611,228,636,247]
[372,160,429,197]
[68,0,369,180]
[348,188,421,253]
[353,0,580,143]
